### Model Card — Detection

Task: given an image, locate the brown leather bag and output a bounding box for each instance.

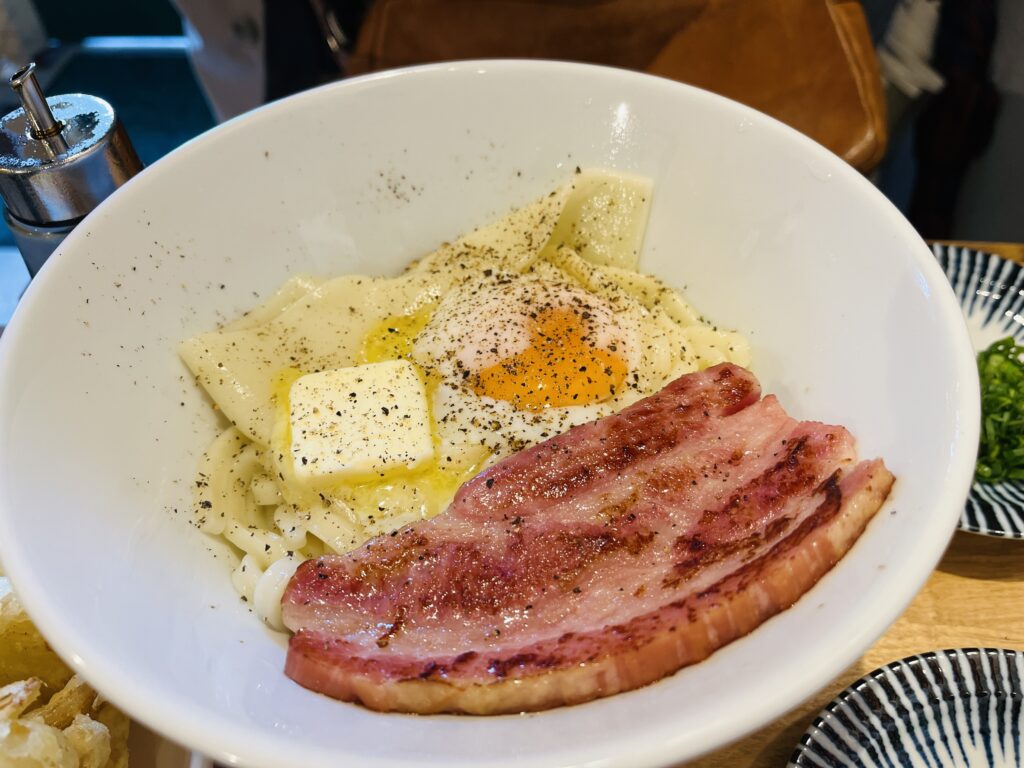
[346,0,886,172]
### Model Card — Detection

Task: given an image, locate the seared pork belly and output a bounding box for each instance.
[283,364,894,714]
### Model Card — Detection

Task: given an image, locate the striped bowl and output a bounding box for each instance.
[790,648,1024,767]
[933,245,1024,538]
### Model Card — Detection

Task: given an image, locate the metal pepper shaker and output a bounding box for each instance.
[0,62,143,276]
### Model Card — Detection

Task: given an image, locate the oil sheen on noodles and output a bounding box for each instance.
[178,170,752,629]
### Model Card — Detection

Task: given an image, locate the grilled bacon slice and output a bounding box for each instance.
[282,364,894,714]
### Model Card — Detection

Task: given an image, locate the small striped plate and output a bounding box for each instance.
[789,648,1023,767]
[933,245,1024,538]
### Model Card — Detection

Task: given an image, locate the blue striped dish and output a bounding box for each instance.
[789,648,1024,767]
[933,245,1024,539]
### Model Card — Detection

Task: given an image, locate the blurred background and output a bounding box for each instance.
[0,0,1019,324]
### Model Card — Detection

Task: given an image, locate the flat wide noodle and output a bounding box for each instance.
[178,171,669,446]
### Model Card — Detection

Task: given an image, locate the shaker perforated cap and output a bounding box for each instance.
[0,63,142,225]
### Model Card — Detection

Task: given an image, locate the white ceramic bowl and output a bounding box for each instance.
[0,61,978,767]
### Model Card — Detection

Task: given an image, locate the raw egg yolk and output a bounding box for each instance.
[472,307,627,410]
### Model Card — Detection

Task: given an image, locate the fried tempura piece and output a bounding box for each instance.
[0,579,129,768]
[0,678,42,720]
[83,699,128,768]
[27,677,96,730]
[0,580,72,695]
[62,715,112,768]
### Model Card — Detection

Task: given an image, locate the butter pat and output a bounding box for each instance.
[289,360,433,482]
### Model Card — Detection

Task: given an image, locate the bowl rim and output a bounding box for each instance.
[0,58,980,768]
[789,647,1023,766]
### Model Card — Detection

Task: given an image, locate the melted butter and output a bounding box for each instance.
[338,458,477,530]
[360,305,435,364]
[473,306,628,410]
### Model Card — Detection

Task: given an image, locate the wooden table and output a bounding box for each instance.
[688,241,1024,767]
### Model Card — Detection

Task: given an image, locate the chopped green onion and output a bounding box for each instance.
[975,336,1024,483]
